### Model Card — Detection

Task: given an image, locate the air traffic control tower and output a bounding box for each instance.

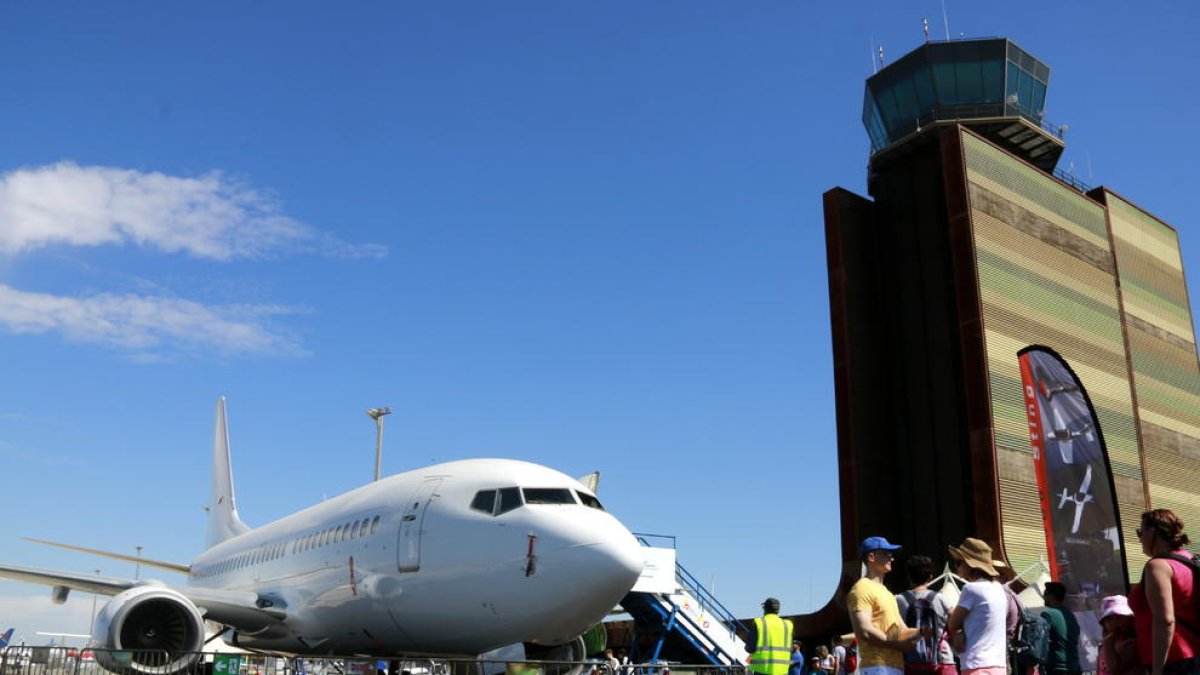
[808,37,1200,634]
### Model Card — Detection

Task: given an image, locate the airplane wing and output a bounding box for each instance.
[0,564,136,595]
[0,564,286,632]
[21,538,191,575]
[1079,464,1093,494]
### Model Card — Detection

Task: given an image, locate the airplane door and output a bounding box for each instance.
[397,478,442,573]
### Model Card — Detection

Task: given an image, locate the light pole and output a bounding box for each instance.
[135,546,143,580]
[367,407,393,482]
[88,569,100,632]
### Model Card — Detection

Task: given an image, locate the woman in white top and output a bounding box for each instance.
[945,538,1009,675]
[816,645,836,674]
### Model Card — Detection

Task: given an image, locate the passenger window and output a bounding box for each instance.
[343,522,352,540]
[576,491,605,510]
[496,487,522,515]
[370,515,381,535]
[523,488,576,504]
[351,521,361,538]
[470,490,497,513]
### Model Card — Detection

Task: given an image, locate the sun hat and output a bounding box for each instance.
[1100,595,1133,621]
[859,535,902,558]
[947,537,1003,577]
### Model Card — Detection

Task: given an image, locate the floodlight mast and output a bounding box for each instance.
[367,407,393,482]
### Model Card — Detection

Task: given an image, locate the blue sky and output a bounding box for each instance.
[2,1,1198,644]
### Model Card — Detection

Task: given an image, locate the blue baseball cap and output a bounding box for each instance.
[859,536,902,557]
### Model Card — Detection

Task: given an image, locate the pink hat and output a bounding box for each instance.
[1100,595,1133,621]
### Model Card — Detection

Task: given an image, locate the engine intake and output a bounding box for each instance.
[91,586,205,675]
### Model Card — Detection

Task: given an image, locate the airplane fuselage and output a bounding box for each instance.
[189,459,643,655]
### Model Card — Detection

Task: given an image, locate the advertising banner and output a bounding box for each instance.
[1018,346,1127,595]
[1018,346,1129,668]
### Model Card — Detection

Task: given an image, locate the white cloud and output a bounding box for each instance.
[0,162,386,260]
[0,285,307,358]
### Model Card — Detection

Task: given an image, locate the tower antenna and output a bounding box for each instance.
[870,38,878,74]
[941,0,950,40]
[923,18,930,42]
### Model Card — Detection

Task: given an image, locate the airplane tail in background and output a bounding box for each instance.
[0,628,14,647]
[207,398,250,550]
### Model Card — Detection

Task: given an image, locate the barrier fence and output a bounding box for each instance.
[0,647,747,675]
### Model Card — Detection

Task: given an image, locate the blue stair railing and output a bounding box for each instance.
[626,533,748,667]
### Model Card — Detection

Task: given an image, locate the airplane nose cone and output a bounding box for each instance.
[571,516,644,584]
[522,514,645,645]
[604,530,645,583]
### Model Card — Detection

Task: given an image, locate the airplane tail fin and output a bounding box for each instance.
[207,397,250,550]
[0,628,13,648]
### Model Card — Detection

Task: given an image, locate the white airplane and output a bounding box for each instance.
[1047,405,1094,465]
[1034,366,1078,402]
[1057,464,1094,534]
[0,399,644,674]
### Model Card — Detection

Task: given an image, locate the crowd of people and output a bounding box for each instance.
[749,508,1197,675]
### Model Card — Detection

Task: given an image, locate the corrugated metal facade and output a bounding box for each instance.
[955,130,1200,582]
[959,132,1149,577]
[1106,193,1200,569]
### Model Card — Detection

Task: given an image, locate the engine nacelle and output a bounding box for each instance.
[91,586,205,675]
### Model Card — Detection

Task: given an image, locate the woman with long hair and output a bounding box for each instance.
[1130,508,1199,675]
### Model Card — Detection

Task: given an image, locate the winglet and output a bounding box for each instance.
[0,628,13,648]
[575,471,600,494]
[207,397,250,549]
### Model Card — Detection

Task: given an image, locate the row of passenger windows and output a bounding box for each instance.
[194,514,383,578]
[469,487,604,516]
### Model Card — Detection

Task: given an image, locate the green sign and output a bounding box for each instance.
[214,654,243,675]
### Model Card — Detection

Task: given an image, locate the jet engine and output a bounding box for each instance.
[522,636,589,675]
[90,586,205,675]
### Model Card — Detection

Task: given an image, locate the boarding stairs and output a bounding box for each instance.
[619,535,749,668]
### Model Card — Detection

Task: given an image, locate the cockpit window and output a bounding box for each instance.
[576,491,605,510]
[470,490,496,513]
[522,488,577,505]
[496,487,523,515]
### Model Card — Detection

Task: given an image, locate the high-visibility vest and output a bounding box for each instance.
[749,613,794,675]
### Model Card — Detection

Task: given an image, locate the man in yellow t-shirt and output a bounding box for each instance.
[846,536,922,675]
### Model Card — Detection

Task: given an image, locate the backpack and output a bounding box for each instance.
[1151,551,1200,638]
[844,641,858,674]
[901,590,940,665]
[1010,609,1050,670]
